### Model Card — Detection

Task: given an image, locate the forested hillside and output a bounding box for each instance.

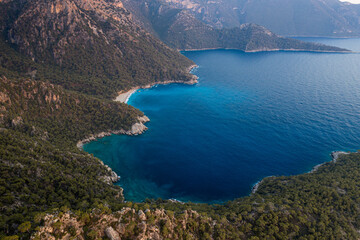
[0,74,147,237]
[31,152,360,239]
[0,0,194,99]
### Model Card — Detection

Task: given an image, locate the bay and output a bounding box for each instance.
[84,38,360,203]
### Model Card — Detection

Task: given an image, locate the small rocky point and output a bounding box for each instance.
[76,115,150,148]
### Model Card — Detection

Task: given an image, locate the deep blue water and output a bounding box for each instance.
[84,38,360,203]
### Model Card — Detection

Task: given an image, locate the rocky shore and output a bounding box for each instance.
[310,151,349,173]
[76,116,150,149]
[79,64,198,192]
[99,162,121,185]
[251,179,264,194]
[251,176,275,194]
[77,115,149,185]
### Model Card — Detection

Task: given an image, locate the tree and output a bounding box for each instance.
[17,221,31,233]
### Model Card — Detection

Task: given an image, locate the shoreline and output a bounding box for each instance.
[81,61,353,201]
[115,64,198,104]
[309,151,349,173]
[78,64,198,148]
[252,151,349,194]
[76,64,198,189]
[181,47,352,53]
[76,116,151,149]
[78,61,353,202]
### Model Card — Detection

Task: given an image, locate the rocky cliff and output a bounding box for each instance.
[0,0,194,98]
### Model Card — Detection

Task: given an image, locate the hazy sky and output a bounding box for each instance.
[340,0,360,3]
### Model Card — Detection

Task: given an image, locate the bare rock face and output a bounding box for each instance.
[102,165,121,184]
[11,116,23,127]
[116,223,126,235]
[138,210,146,221]
[105,226,121,240]
[129,115,150,135]
[138,115,150,123]
[130,122,148,135]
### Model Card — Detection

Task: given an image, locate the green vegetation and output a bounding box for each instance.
[0,0,194,99]
[0,75,144,237]
[26,153,360,239]
[0,0,358,239]
[0,76,142,149]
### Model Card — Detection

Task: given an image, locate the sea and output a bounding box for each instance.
[84,38,360,203]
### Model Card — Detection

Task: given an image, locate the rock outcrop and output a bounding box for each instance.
[32,208,213,240]
[76,115,150,149]
[100,165,121,185]
[105,226,121,240]
[331,151,349,163]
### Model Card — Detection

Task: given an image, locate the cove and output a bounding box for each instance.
[84,38,360,203]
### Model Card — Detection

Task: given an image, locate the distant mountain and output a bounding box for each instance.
[157,0,360,37]
[123,0,350,52]
[0,0,194,98]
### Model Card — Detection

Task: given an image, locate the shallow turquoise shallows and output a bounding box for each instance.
[84,38,360,203]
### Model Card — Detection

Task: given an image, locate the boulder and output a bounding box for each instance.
[105,226,120,240]
[138,210,146,221]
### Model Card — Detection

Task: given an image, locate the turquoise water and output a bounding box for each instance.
[84,38,360,203]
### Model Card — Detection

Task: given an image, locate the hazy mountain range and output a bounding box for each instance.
[147,0,360,37]
[123,0,349,51]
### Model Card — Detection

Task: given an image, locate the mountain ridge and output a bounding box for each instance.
[160,0,360,37]
[0,0,195,98]
[123,0,350,52]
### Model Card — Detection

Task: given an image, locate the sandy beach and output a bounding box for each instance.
[115,88,139,103]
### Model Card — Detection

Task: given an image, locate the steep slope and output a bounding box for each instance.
[123,0,350,52]
[0,0,194,98]
[158,0,360,37]
[0,74,151,236]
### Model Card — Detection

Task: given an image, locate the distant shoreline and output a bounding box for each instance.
[181,48,352,53]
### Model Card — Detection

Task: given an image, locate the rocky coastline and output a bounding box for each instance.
[78,65,198,189]
[251,176,275,194]
[251,179,264,194]
[80,64,197,149]
[182,47,351,53]
[310,151,349,173]
[252,151,350,194]
[76,115,150,149]
[77,115,150,185]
